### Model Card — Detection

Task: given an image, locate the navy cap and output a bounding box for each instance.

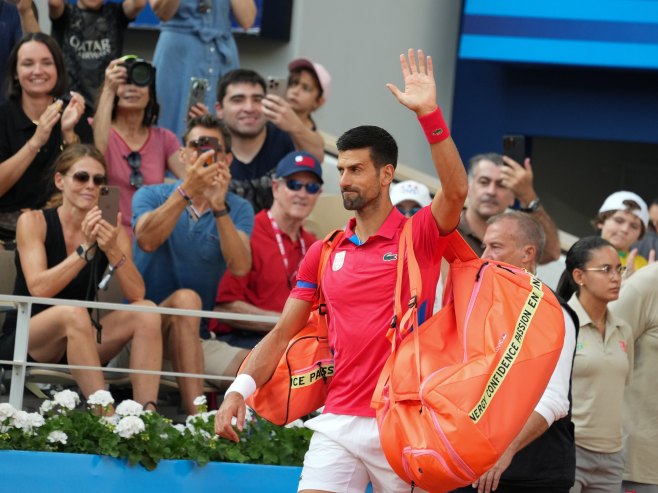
[275,151,323,183]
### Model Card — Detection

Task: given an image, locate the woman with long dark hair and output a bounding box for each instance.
[93,56,185,235]
[0,33,92,249]
[557,236,634,493]
[0,144,162,408]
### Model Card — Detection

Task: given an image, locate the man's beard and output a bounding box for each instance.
[342,189,365,210]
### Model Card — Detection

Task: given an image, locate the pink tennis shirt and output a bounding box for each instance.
[290,206,448,417]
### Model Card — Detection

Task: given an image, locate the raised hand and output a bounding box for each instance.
[60,91,86,134]
[386,48,437,116]
[30,99,64,149]
[103,59,129,95]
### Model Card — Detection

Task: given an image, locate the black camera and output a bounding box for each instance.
[119,55,155,87]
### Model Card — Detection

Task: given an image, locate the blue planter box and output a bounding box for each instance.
[0,450,302,492]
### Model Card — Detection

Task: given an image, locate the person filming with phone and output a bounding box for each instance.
[93,56,185,237]
[0,144,162,411]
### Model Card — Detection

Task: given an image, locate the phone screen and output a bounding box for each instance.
[99,186,120,226]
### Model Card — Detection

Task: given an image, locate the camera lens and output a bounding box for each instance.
[128,61,154,87]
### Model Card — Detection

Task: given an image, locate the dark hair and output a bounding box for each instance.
[46,144,107,208]
[182,114,232,152]
[216,69,266,105]
[556,236,614,300]
[467,152,504,179]
[288,67,323,99]
[336,125,398,169]
[487,211,546,261]
[6,33,69,102]
[108,62,160,127]
[592,198,646,239]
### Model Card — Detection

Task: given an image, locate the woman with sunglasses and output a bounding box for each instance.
[0,32,92,250]
[556,236,634,493]
[0,144,162,410]
[93,57,185,235]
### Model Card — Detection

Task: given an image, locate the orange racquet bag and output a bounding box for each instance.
[372,219,565,492]
[241,230,344,426]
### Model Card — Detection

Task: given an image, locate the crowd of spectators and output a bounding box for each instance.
[0,3,657,492]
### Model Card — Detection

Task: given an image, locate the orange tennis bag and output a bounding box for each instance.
[241,230,344,426]
[372,219,565,492]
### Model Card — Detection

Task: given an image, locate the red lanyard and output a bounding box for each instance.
[267,210,306,289]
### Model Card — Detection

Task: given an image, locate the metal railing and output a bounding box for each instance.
[0,294,279,410]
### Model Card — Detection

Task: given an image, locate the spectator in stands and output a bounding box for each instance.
[593,191,651,275]
[460,152,560,263]
[212,150,322,348]
[132,114,253,414]
[631,196,658,261]
[93,56,184,236]
[48,0,146,110]
[451,211,577,493]
[149,0,256,139]
[213,68,325,212]
[390,179,432,218]
[0,33,91,250]
[609,262,658,493]
[286,57,330,133]
[0,144,161,408]
[0,0,39,103]
[557,236,633,493]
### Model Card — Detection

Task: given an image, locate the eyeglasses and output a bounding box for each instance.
[189,136,225,155]
[68,171,107,187]
[282,179,321,194]
[396,205,421,217]
[582,264,626,277]
[125,151,144,189]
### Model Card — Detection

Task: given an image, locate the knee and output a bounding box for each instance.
[58,306,94,336]
[129,300,161,334]
[168,289,202,311]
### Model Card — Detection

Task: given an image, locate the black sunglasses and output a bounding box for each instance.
[282,179,321,194]
[125,151,144,189]
[69,171,107,187]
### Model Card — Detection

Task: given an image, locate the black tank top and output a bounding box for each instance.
[2,208,108,332]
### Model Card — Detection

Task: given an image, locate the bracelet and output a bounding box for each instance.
[60,134,80,151]
[98,254,127,291]
[177,185,192,202]
[225,373,257,399]
[417,107,450,144]
[111,254,127,271]
[212,202,231,218]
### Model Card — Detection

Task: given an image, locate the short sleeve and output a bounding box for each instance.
[289,239,323,303]
[161,128,181,158]
[131,184,165,229]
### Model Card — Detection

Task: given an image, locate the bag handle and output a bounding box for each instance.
[314,229,345,336]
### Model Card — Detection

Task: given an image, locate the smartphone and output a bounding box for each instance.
[266,76,288,98]
[502,134,527,166]
[186,77,209,122]
[99,186,120,226]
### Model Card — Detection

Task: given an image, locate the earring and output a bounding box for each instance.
[579,282,584,286]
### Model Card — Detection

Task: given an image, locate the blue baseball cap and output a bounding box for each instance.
[274,151,323,183]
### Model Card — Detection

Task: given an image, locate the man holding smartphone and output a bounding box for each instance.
[130,114,254,415]
[459,152,561,265]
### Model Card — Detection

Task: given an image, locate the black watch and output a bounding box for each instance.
[519,198,541,213]
[212,202,231,218]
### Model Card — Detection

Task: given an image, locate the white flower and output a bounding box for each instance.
[87,390,114,408]
[285,419,304,429]
[27,412,45,429]
[39,400,54,415]
[53,389,80,411]
[47,430,68,445]
[0,402,17,421]
[101,415,120,427]
[115,415,145,438]
[12,410,30,430]
[172,423,186,433]
[115,400,143,416]
[193,395,207,407]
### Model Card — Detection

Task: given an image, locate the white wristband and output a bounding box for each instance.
[225,373,257,400]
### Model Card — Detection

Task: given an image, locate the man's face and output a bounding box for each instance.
[337,149,392,211]
[468,160,515,220]
[272,171,322,220]
[481,219,530,270]
[182,127,229,168]
[215,82,266,139]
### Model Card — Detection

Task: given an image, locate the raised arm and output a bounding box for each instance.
[387,49,467,235]
[229,0,256,30]
[122,0,147,20]
[93,60,127,154]
[16,0,40,33]
[47,0,65,20]
[148,0,180,22]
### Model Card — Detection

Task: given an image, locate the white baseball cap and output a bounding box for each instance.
[390,180,432,208]
[288,58,331,101]
[598,191,649,228]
